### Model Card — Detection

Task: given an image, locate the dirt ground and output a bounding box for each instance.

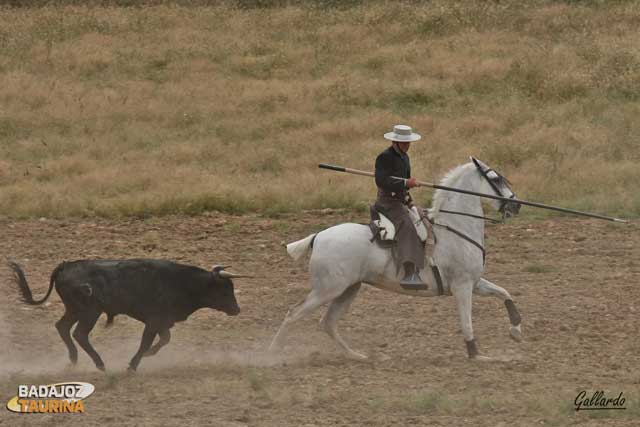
[0,212,638,426]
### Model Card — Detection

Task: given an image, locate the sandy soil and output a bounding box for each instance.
[0,212,638,426]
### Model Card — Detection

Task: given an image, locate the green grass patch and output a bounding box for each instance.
[246,368,269,392]
[524,264,558,274]
[410,391,455,413]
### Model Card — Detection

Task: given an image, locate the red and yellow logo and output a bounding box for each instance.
[6,382,95,414]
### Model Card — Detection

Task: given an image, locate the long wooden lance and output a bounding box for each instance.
[318,163,628,223]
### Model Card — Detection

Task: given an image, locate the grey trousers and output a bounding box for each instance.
[375,197,425,270]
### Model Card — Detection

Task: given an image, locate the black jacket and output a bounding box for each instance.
[375,145,411,197]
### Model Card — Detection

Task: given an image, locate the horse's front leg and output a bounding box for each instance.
[451,282,482,359]
[473,278,522,342]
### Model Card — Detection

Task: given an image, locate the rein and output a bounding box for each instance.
[438,209,503,224]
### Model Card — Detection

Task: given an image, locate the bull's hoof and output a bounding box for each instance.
[509,325,523,342]
[127,366,137,374]
[96,364,106,372]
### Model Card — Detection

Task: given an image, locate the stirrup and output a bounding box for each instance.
[400,272,428,290]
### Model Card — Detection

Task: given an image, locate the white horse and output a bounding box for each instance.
[269,158,523,360]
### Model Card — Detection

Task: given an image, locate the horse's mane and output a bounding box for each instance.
[430,163,473,214]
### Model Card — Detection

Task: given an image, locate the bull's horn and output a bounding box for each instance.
[211,265,231,273]
[218,270,254,279]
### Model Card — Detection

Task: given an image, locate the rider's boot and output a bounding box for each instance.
[400,262,428,290]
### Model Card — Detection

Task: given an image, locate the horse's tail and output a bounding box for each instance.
[286,233,317,261]
[7,261,64,305]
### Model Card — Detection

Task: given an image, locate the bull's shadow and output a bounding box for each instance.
[7,259,245,372]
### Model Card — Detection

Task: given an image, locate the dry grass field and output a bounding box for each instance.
[0,1,639,218]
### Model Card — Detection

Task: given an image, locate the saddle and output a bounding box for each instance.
[369,204,444,295]
[369,204,431,244]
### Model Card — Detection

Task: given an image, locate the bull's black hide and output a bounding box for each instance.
[8,259,240,371]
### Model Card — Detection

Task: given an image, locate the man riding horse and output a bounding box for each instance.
[374,124,426,288]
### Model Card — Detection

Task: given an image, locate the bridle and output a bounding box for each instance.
[471,157,516,221]
[432,158,516,264]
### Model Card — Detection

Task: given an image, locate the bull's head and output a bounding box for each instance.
[209,265,251,316]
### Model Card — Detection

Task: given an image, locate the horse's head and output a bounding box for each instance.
[470,157,520,219]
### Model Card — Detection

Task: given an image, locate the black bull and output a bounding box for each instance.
[8,259,240,371]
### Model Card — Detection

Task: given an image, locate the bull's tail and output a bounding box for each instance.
[105,314,115,327]
[7,261,64,305]
[286,233,317,261]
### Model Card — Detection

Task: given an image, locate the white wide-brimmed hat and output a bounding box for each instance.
[383,124,422,142]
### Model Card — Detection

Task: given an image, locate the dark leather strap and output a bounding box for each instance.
[504,300,521,326]
[377,190,409,204]
[431,265,445,296]
[434,222,486,264]
[465,338,479,358]
[438,209,502,224]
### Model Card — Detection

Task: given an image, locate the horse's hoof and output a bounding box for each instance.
[346,351,369,361]
[267,344,283,355]
[127,366,137,374]
[510,325,523,342]
[471,355,494,362]
[96,364,106,372]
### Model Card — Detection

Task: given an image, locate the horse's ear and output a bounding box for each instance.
[470,157,481,168]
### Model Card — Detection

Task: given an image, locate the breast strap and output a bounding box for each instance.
[433,222,486,265]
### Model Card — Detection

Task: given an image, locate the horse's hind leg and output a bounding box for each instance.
[72,310,105,371]
[56,311,78,365]
[473,278,522,342]
[269,286,347,353]
[320,283,366,360]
